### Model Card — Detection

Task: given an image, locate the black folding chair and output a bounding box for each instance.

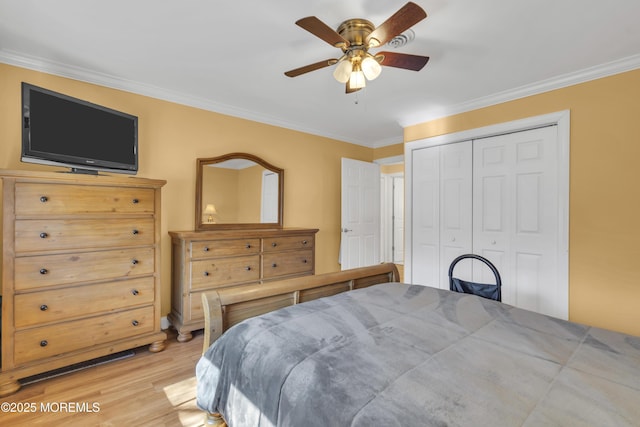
[448,254,502,301]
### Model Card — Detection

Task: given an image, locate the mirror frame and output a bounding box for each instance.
[195,153,284,230]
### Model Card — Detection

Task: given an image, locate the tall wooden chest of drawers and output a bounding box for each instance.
[168,228,318,342]
[0,170,166,396]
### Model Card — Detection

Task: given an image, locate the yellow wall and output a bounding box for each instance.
[0,63,376,315]
[405,68,640,336]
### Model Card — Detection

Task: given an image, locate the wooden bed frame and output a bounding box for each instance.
[199,263,400,426]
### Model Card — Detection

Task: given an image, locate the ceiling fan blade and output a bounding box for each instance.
[376,51,429,71]
[284,59,337,77]
[367,2,427,47]
[296,16,350,48]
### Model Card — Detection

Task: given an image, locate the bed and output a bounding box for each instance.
[196,263,640,426]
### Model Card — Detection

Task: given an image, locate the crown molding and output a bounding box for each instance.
[400,53,640,128]
[3,49,639,148]
[0,49,371,146]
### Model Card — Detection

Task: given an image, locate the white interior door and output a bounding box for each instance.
[474,126,562,317]
[341,158,380,270]
[405,111,569,319]
[439,141,473,288]
[392,176,404,264]
[410,147,440,286]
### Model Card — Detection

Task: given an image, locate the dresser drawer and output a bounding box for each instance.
[263,235,314,252]
[14,277,155,328]
[191,255,260,290]
[263,249,314,279]
[15,183,155,215]
[15,218,155,253]
[191,238,260,258]
[14,247,155,291]
[14,306,155,365]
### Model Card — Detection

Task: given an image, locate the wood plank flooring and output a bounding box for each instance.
[1,329,207,426]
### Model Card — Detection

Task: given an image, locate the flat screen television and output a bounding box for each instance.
[21,82,138,175]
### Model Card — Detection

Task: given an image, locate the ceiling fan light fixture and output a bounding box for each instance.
[361,56,382,80]
[349,63,366,89]
[333,59,353,83]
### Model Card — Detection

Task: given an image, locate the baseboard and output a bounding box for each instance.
[161,316,171,330]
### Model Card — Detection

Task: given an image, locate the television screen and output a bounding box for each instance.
[21,83,138,175]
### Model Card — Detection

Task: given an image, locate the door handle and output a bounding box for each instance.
[342,228,353,233]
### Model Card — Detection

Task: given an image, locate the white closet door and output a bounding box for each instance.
[410,147,440,287]
[411,142,472,288]
[473,126,562,317]
[439,141,473,288]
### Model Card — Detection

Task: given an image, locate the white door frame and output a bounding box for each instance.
[405,111,570,314]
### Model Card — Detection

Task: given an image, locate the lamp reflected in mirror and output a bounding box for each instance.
[204,204,217,223]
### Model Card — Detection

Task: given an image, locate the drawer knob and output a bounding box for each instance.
[131,289,139,296]
[132,229,139,235]
[40,196,49,203]
[302,240,308,245]
[40,340,48,347]
[131,259,139,265]
[303,259,308,264]
[40,304,48,311]
[272,263,277,268]
[271,242,277,247]
[203,246,210,252]
[245,266,252,271]
[39,268,49,275]
[132,320,139,326]
[204,271,210,276]
[40,232,48,239]
[132,198,139,204]
[245,244,251,249]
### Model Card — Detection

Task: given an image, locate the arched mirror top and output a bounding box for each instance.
[195,153,284,230]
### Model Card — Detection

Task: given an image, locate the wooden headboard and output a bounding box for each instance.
[201,263,400,352]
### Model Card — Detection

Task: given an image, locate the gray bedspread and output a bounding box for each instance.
[196,283,640,426]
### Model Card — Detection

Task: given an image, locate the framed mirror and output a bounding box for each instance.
[195,153,284,230]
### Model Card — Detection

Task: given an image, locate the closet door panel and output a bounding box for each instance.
[411,147,440,287]
[439,142,472,288]
[474,126,560,316]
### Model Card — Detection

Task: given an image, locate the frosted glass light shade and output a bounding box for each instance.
[361,56,382,80]
[349,70,366,89]
[333,60,353,83]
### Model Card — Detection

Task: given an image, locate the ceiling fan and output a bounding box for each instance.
[284,2,429,93]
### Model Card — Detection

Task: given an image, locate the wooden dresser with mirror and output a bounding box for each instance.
[168,153,318,342]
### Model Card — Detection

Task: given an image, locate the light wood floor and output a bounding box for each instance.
[1,329,207,426]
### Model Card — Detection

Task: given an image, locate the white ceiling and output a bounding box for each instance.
[2,0,640,148]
